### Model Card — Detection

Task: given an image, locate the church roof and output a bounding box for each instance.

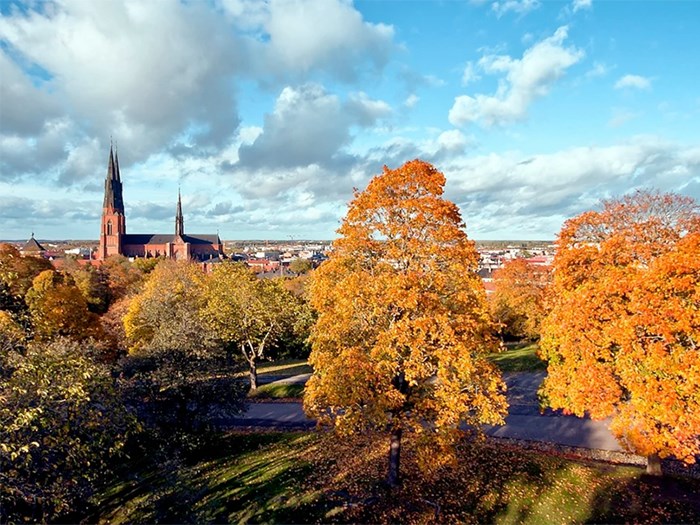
[122,234,221,245]
[184,234,222,245]
[22,235,45,252]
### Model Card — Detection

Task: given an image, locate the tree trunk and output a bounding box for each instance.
[249,360,258,391]
[387,427,402,487]
[646,453,662,475]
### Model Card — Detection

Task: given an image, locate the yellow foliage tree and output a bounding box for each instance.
[490,258,551,340]
[304,160,507,486]
[540,190,700,474]
[25,270,100,342]
[123,260,208,354]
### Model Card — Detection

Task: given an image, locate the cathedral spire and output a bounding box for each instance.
[114,142,121,182]
[103,143,125,213]
[175,189,184,237]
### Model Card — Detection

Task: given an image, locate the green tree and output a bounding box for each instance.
[70,264,111,314]
[304,160,507,486]
[0,311,25,377]
[122,260,245,430]
[289,258,312,275]
[202,263,309,390]
[0,338,136,522]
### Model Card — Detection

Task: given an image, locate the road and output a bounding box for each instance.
[224,371,623,452]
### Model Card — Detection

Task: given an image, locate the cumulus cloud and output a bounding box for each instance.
[615,74,652,90]
[248,0,395,82]
[0,1,244,156]
[0,195,100,234]
[0,50,60,137]
[491,0,541,18]
[0,0,396,189]
[449,26,584,127]
[237,84,390,171]
[438,137,700,236]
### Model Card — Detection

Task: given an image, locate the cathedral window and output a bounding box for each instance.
[107,220,113,235]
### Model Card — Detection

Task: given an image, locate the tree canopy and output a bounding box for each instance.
[122,260,245,430]
[490,258,551,340]
[540,190,700,473]
[304,159,507,485]
[202,262,310,390]
[26,270,101,342]
[0,338,136,522]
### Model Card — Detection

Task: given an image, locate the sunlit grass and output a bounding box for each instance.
[257,359,312,376]
[249,383,305,399]
[489,342,547,373]
[92,431,700,524]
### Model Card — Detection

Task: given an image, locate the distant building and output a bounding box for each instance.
[98,146,224,261]
[20,234,46,257]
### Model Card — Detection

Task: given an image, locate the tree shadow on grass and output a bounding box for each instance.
[587,471,700,524]
[91,432,339,524]
[315,434,700,525]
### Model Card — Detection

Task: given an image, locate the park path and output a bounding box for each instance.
[225,372,623,452]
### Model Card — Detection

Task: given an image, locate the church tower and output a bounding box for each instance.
[99,145,126,259]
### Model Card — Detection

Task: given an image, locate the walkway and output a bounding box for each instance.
[225,371,623,452]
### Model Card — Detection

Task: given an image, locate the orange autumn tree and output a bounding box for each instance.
[490,258,551,341]
[304,159,507,487]
[540,190,700,474]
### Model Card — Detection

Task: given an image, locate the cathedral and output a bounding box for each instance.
[98,146,224,261]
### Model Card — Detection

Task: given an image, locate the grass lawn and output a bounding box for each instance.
[249,382,306,400]
[489,342,547,373]
[91,431,700,524]
[257,359,313,377]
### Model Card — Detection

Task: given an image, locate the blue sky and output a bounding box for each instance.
[1,0,698,241]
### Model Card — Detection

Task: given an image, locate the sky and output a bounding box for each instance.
[1,0,698,241]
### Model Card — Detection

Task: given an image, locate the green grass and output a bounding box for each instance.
[257,359,313,377]
[249,382,305,399]
[489,342,547,373]
[92,433,337,524]
[91,431,700,524]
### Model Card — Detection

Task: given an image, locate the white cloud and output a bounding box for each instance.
[615,74,652,90]
[572,0,592,12]
[0,0,396,187]
[449,26,584,127]
[440,137,700,236]
[346,92,392,126]
[491,0,541,17]
[250,0,395,81]
[436,130,472,154]
[237,84,389,173]
[0,0,243,165]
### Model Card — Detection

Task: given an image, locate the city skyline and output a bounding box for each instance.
[1,0,698,240]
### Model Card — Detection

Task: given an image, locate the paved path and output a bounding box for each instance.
[226,372,623,452]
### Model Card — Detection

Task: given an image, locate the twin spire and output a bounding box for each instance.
[104,143,185,236]
[103,144,124,212]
